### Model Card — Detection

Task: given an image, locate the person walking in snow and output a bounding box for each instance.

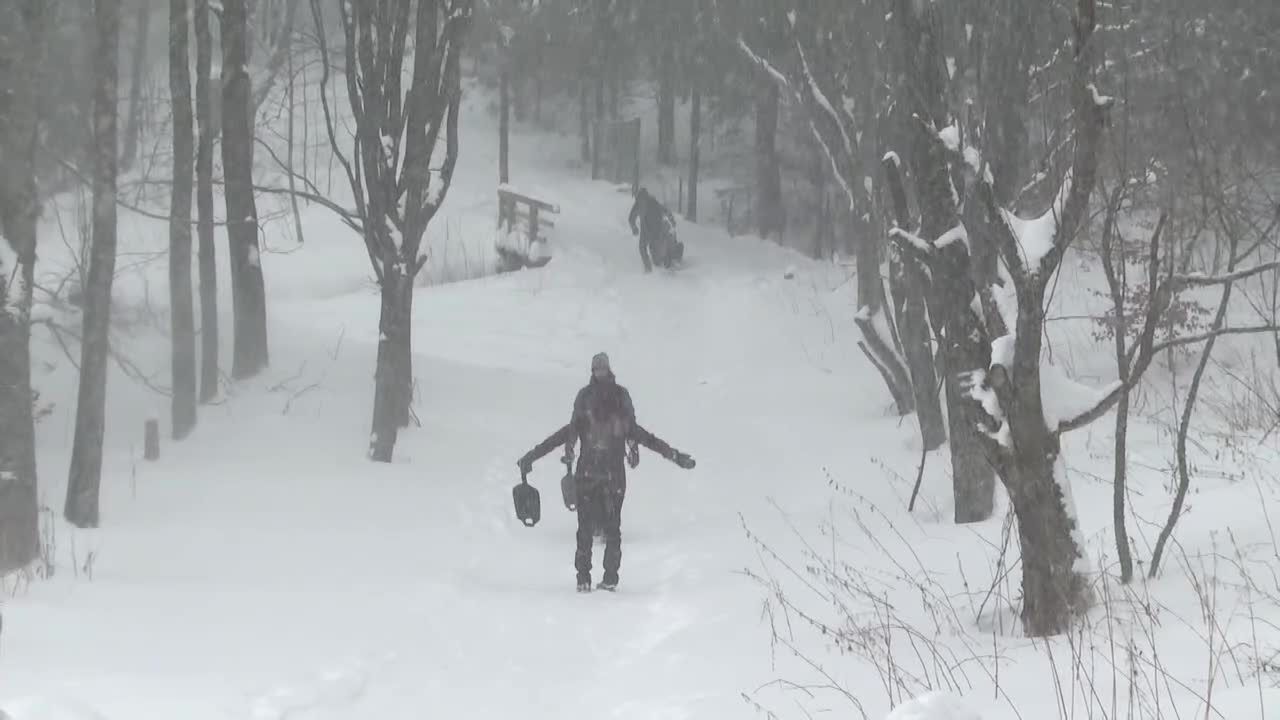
[628,187,680,272]
[518,352,696,592]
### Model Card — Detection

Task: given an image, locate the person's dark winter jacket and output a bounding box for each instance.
[628,188,679,272]
[518,352,695,591]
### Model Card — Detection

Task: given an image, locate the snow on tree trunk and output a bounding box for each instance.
[221,0,269,379]
[169,0,197,440]
[194,0,218,403]
[1005,435,1088,636]
[0,0,43,572]
[66,0,122,530]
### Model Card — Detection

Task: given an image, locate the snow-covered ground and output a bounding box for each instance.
[2,73,1280,720]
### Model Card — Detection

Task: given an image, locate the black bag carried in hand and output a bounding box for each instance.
[560,456,576,511]
[513,472,541,527]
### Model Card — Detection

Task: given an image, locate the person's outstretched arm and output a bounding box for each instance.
[631,423,695,469]
[519,422,574,472]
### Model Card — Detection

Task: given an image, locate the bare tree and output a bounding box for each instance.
[66,0,122,529]
[885,0,1279,634]
[311,0,474,461]
[194,0,218,402]
[222,0,270,379]
[169,0,197,439]
[0,0,45,573]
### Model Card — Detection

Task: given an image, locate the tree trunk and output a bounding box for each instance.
[194,0,218,402]
[754,75,784,240]
[0,1,43,572]
[686,86,700,221]
[169,0,197,440]
[896,0,994,522]
[499,61,510,184]
[1005,436,1088,637]
[579,75,590,163]
[369,265,413,463]
[882,158,945,441]
[221,0,269,379]
[120,0,150,172]
[591,67,605,180]
[1112,387,1133,582]
[893,256,943,441]
[984,0,1031,207]
[66,0,122,530]
[942,343,995,522]
[808,134,825,258]
[657,47,676,166]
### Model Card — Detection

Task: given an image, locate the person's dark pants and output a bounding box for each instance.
[575,478,625,585]
[638,231,654,272]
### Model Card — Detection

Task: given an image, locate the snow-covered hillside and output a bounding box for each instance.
[2,68,1279,720]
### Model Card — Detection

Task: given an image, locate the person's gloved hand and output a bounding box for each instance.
[518,456,533,475]
[673,452,695,470]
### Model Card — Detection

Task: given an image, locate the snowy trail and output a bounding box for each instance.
[0,103,891,719]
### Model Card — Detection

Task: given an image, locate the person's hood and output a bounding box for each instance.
[590,352,616,383]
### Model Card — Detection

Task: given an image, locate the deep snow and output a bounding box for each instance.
[2,72,1279,720]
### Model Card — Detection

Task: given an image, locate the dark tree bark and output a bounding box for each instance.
[194,0,218,402]
[753,74,784,240]
[656,46,676,165]
[0,0,44,573]
[66,0,122,529]
[686,85,700,221]
[221,0,269,379]
[169,0,197,439]
[121,0,150,171]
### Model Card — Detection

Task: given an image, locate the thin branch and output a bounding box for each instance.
[1172,261,1280,289]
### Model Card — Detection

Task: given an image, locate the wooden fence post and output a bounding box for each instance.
[144,419,160,461]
